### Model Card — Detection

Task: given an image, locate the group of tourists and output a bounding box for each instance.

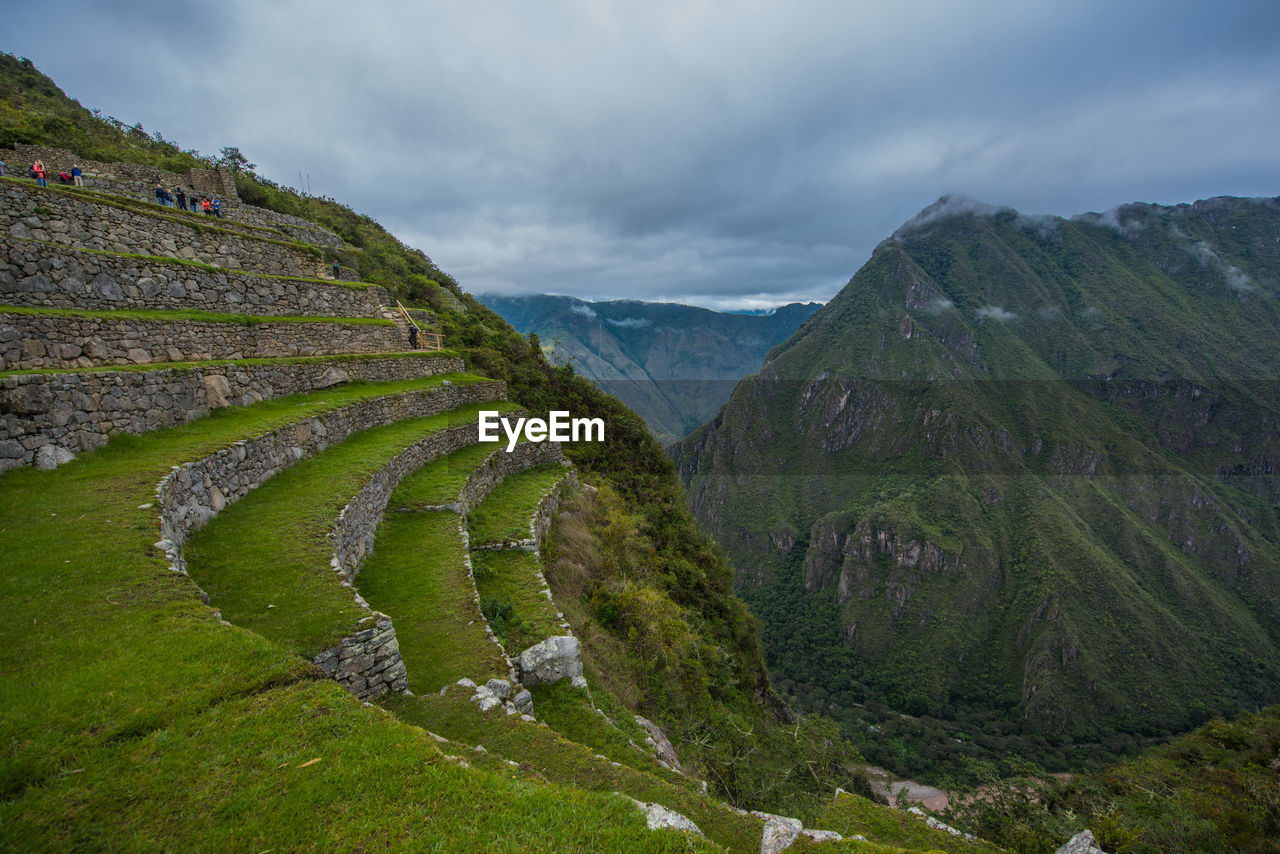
[8,157,224,218]
[154,183,221,216]
[20,159,82,188]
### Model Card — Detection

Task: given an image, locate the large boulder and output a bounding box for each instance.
[515,635,582,685]
[34,444,75,470]
[754,812,803,854]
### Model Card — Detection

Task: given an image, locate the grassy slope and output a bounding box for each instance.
[0,379,722,852]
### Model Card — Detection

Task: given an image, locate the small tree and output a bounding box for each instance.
[217,146,256,174]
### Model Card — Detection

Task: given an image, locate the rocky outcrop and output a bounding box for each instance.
[514,635,584,687]
[635,715,681,772]
[754,812,803,853]
[1056,829,1108,854]
[631,800,703,837]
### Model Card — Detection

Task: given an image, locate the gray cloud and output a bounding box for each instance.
[5,0,1280,309]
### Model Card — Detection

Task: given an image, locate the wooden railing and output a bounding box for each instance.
[396,300,442,351]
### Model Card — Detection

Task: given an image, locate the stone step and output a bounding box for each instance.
[1,351,466,468]
[3,236,388,318]
[1,177,354,280]
[0,307,408,372]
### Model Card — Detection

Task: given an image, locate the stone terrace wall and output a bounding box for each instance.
[529,470,578,553]
[331,422,480,581]
[313,611,407,700]
[2,145,355,250]
[39,176,348,251]
[1,312,406,371]
[333,436,561,582]
[225,206,346,249]
[6,144,238,202]
[155,380,505,569]
[2,238,387,317]
[0,354,465,467]
[0,181,337,279]
[458,441,566,511]
[152,381,503,703]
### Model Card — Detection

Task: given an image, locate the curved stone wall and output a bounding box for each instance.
[152,381,505,702]
[154,380,504,564]
[0,354,464,466]
[334,437,562,582]
[1,181,338,279]
[457,440,566,511]
[2,239,385,316]
[1,312,405,371]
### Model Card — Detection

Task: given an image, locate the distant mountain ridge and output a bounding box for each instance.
[479,294,821,443]
[672,193,1280,775]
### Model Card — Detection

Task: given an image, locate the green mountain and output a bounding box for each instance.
[480,294,820,444]
[672,193,1280,777]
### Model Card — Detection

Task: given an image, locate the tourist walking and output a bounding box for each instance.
[71,165,83,186]
[33,159,47,187]
[175,188,186,211]
[202,197,212,215]
[211,197,221,217]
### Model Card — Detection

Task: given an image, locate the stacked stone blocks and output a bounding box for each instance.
[1,180,345,279]
[2,311,404,371]
[1,354,463,467]
[3,237,384,315]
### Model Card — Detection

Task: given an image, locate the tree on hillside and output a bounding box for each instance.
[218,145,256,173]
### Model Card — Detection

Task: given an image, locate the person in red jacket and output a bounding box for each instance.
[201,197,211,215]
[32,159,47,187]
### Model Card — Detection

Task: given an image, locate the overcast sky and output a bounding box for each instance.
[6,1,1280,310]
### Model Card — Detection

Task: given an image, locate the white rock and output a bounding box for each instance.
[33,444,75,470]
[754,812,803,854]
[632,800,703,837]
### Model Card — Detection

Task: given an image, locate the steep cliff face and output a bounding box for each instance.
[480,295,820,443]
[672,195,1280,748]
